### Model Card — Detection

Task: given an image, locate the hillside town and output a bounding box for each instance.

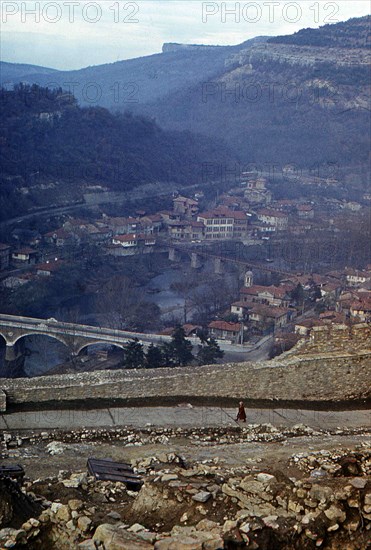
[1,171,370,360]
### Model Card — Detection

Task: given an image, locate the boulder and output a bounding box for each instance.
[350,478,367,489]
[68,499,84,511]
[324,505,346,524]
[192,492,212,503]
[161,474,178,482]
[256,473,276,484]
[77,516,92,533]
[56,505,71,523]
[93,523,153,549]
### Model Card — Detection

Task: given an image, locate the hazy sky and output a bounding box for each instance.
[1,1,370,70]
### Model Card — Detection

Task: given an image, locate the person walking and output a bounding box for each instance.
[236,401,246,422]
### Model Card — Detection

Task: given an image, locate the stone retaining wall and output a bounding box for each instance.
[302,323,371,355]
[1,350,370,410]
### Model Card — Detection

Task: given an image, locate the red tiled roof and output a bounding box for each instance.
[209,321,241,332]
[36,260,63,272]
[351,296,371,310]
[240,285,289,298]
[198,206,248,221]
[249,305,289,318]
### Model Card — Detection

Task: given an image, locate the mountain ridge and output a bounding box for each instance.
[1,16,370,182]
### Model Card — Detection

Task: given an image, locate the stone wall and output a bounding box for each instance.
[1,322,370,411]
[304,323,371,355]
[1,350,370,410]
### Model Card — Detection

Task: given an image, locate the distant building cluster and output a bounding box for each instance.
[0,168,369,352]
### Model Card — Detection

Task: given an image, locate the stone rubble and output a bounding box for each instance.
[0,442,370,549]
[2,423,370,458]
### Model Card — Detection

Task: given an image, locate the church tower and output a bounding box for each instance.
[244,270,253,288]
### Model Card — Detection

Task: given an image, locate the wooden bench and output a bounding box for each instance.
[87,458,142,491]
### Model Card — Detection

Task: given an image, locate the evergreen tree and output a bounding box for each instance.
[170,325,194,366]
[123,338,144,369]
[197,337,224,365]
[291,283,305,306]
[145,343,163,368]
[160,325,194,367]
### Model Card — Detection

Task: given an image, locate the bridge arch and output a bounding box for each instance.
[76,342,126,356]
[12,331,71,350]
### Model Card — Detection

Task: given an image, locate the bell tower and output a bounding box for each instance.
[244,270,253,288]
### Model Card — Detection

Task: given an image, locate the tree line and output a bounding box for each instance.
[119,326,224,369]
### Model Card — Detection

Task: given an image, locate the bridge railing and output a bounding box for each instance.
[0,313,193,346]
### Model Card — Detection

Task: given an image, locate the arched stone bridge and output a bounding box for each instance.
[0,313,183,362]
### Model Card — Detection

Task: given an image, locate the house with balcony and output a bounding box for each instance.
[208,320,244,344]
[344,268,371,288]
[257,209,289,231]
[112,233,156,248]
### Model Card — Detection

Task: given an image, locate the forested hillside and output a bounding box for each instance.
[269,15,370,47]
[1,16,370,195]
[0,85,232,220]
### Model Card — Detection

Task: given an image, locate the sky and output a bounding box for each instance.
[1,1,370,70]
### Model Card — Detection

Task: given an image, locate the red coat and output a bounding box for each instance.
[237,405,246,422]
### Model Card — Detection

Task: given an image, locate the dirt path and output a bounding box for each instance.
[2,432,369,481]
[1,405,370,431]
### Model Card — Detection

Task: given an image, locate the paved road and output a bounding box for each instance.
[1,406,369,431]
